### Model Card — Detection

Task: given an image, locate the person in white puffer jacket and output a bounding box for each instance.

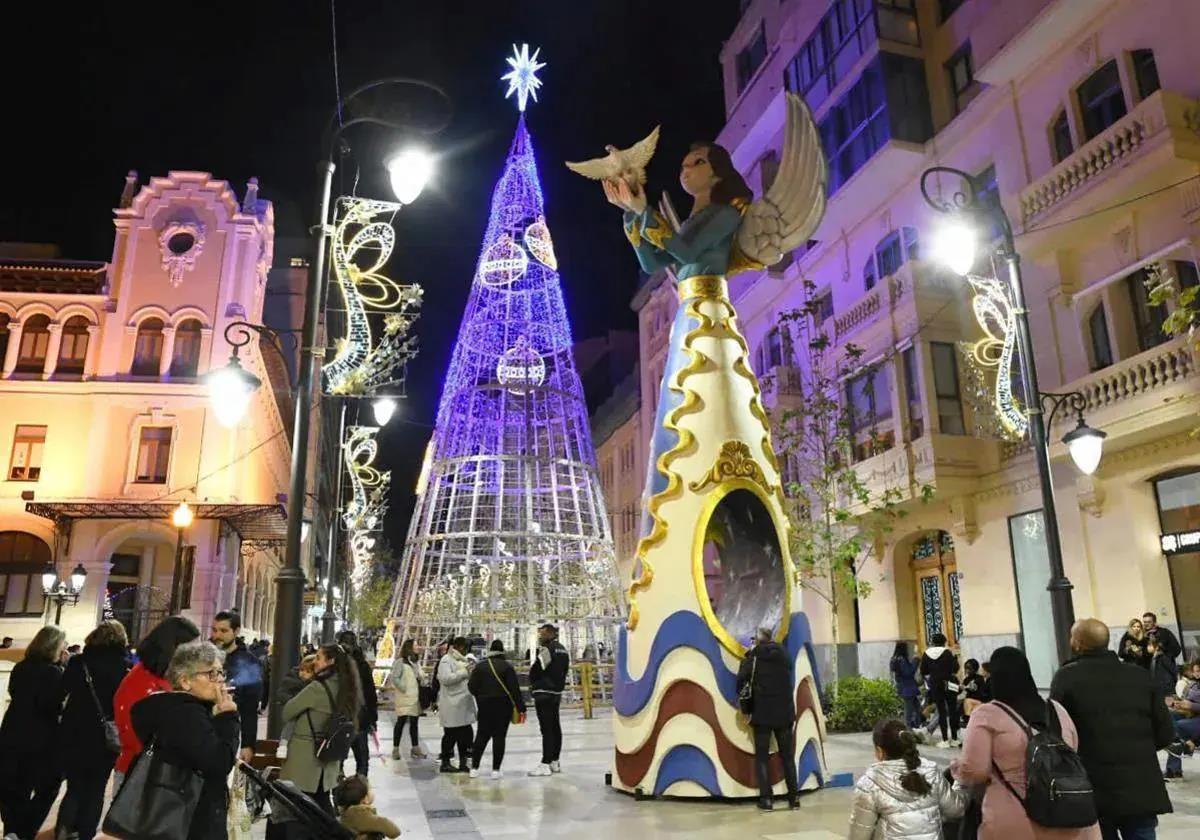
[849,719,969,840]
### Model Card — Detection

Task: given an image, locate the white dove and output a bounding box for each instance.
[566,125,661,190]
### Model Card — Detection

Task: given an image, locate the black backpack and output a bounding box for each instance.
[992,700,1097,829]
[305,679,356,763]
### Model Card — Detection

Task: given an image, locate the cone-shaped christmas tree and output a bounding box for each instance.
[391,51,619,655]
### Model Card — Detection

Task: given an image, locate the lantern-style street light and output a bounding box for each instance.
[168,501,194,615]
[371,396,398,426]
[922,165,1108,667]
[42,562,88,625]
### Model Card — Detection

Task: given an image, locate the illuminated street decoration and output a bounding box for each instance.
[342,424,390,595]
[390,51,618,655]
[500,43,545,112]
[965,268,1028,438]
[324,197,423,396]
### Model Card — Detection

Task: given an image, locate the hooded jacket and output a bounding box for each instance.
[849,758,968,840]
[0,657,64,784]
[130,691,240,840]
[736,640,794,729]
[437,648,477,728]
[919,647,959,693]
[221,638,263,749]
[469,651,526,712]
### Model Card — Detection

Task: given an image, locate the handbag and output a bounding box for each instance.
[738,657,756,715]
[102,742,204,840]
[488,657,524,724]
[82,661,122,754]
[227,767,254,840]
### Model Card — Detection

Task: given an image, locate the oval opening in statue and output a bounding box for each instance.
[699,488,785,647]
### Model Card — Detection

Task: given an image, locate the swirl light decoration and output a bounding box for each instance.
[965,269,1027,438]
[324,197,423,396]
[342,424,390,594]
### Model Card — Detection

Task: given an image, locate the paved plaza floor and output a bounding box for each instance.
[29,710,1200,838]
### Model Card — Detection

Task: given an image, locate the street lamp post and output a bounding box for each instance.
[921,165,1107,666]
[42,562,87,625]
[168,501,194,615]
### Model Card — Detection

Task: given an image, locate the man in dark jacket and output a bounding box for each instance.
[1050,618,1175,840]
[338,630,379,777]
[210,610,263,763]
[527,623,570,777]
[918,633,960,747]
[737,627,799,812]
[1144,612,1182,673]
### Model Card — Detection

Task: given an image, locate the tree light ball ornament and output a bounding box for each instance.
[479,234,529,287]
[496,335,545,394]
[524,215,557,270]
[501,43,546,112]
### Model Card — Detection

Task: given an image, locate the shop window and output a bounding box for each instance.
[736,23,767,93]
[57,316,90,374]
[16,314,50,373]
[946,42,976,115]
[171,319,203,378]
[132,318,165,376]
[0,531,50,617]
[1125,267,1168,352]
[1008,511,1056,687]
[1051,110,1073,164]
[1153,470,1200,654]
[8,424,46,481]
[931,342,965,434]
[134,426,172,484]
[1088,305,1113,371]
[1132,49,1160,100]
[1078,60,1127,140]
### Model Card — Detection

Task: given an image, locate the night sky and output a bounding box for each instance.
[3,1,740,549]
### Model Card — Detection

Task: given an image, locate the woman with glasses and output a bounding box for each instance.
[129,640,240,840]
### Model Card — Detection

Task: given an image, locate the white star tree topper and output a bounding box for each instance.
[501,43,546,112]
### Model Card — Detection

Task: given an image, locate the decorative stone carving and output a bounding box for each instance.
[243,177,259,214]
[157,220,206,287]
[1111,226,1134,262]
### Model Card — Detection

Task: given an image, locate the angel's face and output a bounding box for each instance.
[680,148,719,197]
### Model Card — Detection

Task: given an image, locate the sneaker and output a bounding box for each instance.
[391,747,401,760]
[936,741,951,749]
[275,742,288,760]
[549,760,562,773]
[528,764,552,777]
[491,769,502,779]
[468,768,479,778]
[1167,740,1194,757]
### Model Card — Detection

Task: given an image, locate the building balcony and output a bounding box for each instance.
[1019,90,1200,226]
[847,430,1001,512]
[832,259,962,346]
[761,364,805,411]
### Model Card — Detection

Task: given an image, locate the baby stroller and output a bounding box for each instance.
[237,763,355,840]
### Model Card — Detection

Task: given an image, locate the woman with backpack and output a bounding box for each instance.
[890,642,922,730]
[467,640,526,778]
[273,643,363,828]
[951,647,1099,840]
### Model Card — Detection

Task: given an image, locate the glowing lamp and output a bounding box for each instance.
[372,397,398,426]
[931,218,978,276]
[1063,418,1106,476]
[42,564,58,594]
[69,563,87,594]
[387,147,435,205]
[205,356,262,428]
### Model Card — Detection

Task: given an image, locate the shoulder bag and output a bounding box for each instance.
[738,657,756,715]
[83,661,122,754]
[488,657,523,724]
[102,741,204,840]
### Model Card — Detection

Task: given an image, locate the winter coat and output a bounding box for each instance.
[919,647,958,694]
[389,659,422,717]
[130,691,240,840]
[340,803,401,839]
[849,758,969,840]
[114,661,171,773]
[528,639,570,697]
[962,673,988,703]
[1148,624,1182,664]
[1117,632,1151,669]
[890,656,920,699]
[0,658,64,785]
[437,649,477,728]
[736,640,794,729]
[277,667,308,705]
[58,644,129,775]
[469,652,526,713]
[222,638,264,749]
[280,673,353,793]
[954,700,1098,840]
[1049,649,1174,820]
[352,652,379,731]
[1149,652,1177,699]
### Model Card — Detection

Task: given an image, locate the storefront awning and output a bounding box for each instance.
[25,500,289,548]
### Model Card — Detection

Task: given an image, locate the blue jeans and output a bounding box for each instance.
[1165,714,1200,774]
[902,695,922,729]
[1099,815,1157,840]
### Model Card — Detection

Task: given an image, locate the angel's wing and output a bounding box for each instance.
[625,125,660,172]
[734,93,828,268]
[565,156,618,180]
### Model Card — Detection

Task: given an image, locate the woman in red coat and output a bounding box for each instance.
[112,616,199,783]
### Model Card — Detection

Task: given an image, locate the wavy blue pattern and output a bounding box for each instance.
[615,609,818,716]
[652,745,722,797]
[797,738,824,789]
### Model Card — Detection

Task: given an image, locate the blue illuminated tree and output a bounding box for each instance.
[391,47,619,652]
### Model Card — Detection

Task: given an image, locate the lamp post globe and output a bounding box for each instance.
[172,501,195,529]
[372,396,398,426]
[387,147,435,205]
[1063,420,1107,476]
[42,565,57,594]
[931,218,978,276]
[69,563,87,594]
[205,356,263,428]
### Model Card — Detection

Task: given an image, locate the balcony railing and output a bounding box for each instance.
[1063,338,1197,427]
[1019,90,1199,224]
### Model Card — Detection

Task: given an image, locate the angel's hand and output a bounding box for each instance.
[617,179,647,214]
[602,179,628,211]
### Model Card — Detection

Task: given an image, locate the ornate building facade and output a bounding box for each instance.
[0,171,301,645]
[600,0,1200,686]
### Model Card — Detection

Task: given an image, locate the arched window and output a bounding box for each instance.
[16,314,51,373]
[132,317,165,376]
[57,316,91,375]
[170,319,203,377]
[1051,110,1073,164]
[863,227,920,290]
[0,531,51,617]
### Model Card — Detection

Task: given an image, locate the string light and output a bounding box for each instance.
[342,424,390,595]
[965,269,1028,438]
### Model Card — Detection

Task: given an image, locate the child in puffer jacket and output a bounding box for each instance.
[335,774,401,839]
[274,653,316,760]
[849,719,968,840]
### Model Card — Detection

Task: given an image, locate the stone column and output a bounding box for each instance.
[3,321,23,377]
[158,327,176,378]
[41,323,63,380]
[82,325,101,381]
